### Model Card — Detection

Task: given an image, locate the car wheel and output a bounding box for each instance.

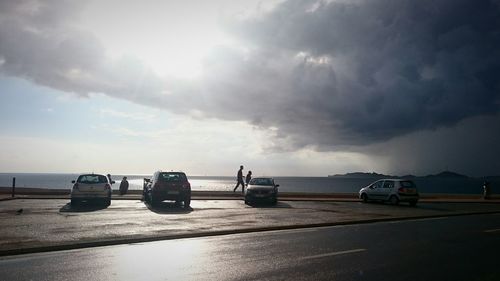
[361,193,368,203]
[104,197,111,207]
[409,200,417,207]
[389,195,399,205]
[184,197,191,208]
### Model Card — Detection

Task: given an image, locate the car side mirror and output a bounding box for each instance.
[144,178,150,183]
[275,184,280,188]
[71,180,75,184]
[111,181,116,184]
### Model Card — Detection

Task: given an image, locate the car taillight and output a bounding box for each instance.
[398,187,405,193]
[104,184,111,189]
[73,183,79,190]
[183,182,191,189]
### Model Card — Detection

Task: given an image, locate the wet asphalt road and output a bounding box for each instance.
[0,213,499,281]
[1,199,500,255]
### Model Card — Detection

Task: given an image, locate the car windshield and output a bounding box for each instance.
[159,172,186,182]
[249,178,273,185]
[77,175,108,184]
[400,181,416,188]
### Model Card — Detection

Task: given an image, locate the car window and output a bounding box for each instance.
[383,180,395,189]
[77,175,107,184]
[159,172,187,182]
[372,180,384,189]
[249,178,273,185]
[400,181,416,188]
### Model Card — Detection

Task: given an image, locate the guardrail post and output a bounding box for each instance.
[12,177,16,197]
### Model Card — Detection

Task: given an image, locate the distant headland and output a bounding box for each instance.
[328,171,473,179]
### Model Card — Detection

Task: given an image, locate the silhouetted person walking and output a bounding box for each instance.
[233,165,245,193]
[246,171,252,186]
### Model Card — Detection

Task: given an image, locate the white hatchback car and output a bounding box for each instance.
[71,174,113,206]
[359,179,419,206]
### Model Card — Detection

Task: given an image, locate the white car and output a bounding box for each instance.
[359,179,419,206]
[245,177,279,205]
[71,174,113,206]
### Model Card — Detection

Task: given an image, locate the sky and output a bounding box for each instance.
[0,0,499,177]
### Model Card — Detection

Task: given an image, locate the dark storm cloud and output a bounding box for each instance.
[214,0,500,147]
[1,0,500,153]
[363,113,500,177]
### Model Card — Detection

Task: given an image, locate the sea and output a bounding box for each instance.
[0,173,498,195]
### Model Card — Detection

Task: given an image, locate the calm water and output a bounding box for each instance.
[1,173,498,194]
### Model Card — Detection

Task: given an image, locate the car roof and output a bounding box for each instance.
[78,173,106,177]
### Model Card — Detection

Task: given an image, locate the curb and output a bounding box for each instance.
[3,196,499,204]
[1,210,500,257]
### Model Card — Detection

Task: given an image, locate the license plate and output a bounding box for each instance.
[167,191,179,195]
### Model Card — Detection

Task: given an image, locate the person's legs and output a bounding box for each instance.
[233,182,241,192]
[234,180,246,192]
[240,180,245,194]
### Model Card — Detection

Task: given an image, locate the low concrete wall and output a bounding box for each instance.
[1,186,498,200]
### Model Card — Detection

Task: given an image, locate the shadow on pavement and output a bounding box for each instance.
[59,202,109,213]
[246,201,292,209]
[361,201,419,208]
[145,201,193,214]
[412,204,450,212]
[360,201,452,211]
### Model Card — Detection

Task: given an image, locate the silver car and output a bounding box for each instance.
[71,173,113,206]
[359,179,419,206]
[245,177,279,205]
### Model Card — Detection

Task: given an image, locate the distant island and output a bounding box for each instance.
[328,172,394,178]
[424,171,468,178]
[329,171,469,179]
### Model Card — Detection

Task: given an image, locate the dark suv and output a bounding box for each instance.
[144,171,191,208]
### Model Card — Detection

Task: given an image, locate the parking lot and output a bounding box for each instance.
[1,198,500,255]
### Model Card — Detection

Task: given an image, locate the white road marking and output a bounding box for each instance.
[484,228,500,233]
[300,248,366,260]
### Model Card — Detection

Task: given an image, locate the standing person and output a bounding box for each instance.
[233,165,245,193]
[245,171,252,186]
[483,180,491,199]
[119,176,129,195]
